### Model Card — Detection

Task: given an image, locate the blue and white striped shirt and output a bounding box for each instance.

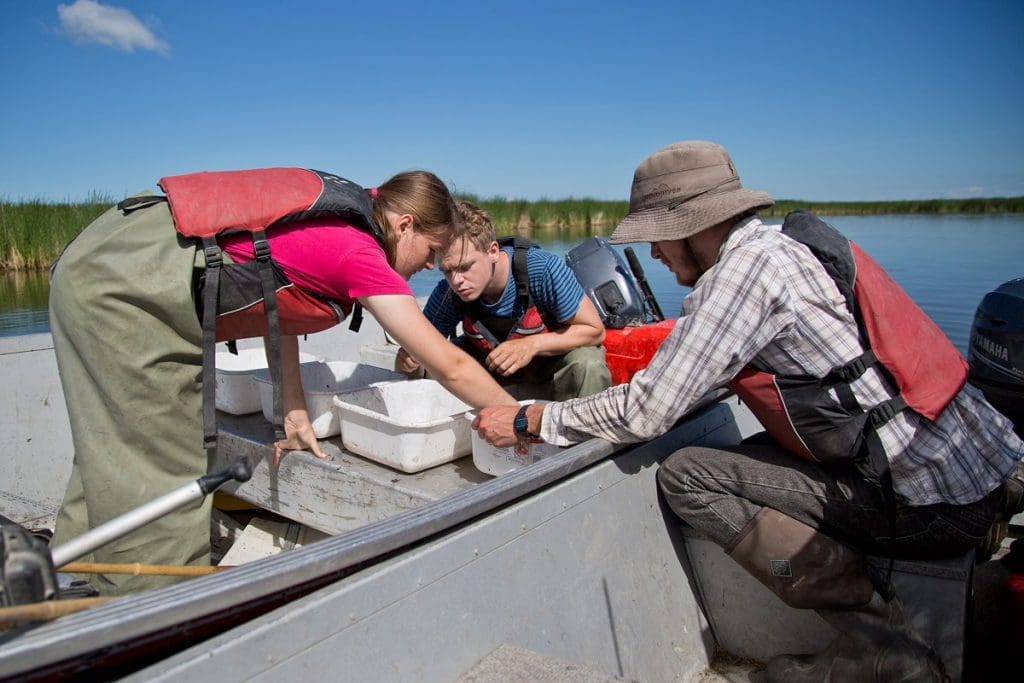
[541,216,1023,506]
[423,245,585,338]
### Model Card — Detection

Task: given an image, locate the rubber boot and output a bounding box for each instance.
[726,508,945,682]
[1002,460,1024,518]
[725,507,874,609]
[765,592,946,682]
[979,462,1023,561]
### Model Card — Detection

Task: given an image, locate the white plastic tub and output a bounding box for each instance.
[467,401,562,476]
[332,379,472,473]
[215,349,317,415]
[254,361,402,438]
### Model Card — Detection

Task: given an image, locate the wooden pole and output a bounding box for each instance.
[61,562,233,576]
[0,597,117,627]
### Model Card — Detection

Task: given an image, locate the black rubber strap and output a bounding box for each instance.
[200,237,223,449]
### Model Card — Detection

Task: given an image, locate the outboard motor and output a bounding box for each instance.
[968,277,1024,436]
[566,237,651,328]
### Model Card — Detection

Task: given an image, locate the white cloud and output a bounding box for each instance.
[57,0,169,54]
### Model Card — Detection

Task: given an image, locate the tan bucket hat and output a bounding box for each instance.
[610,141,774,244]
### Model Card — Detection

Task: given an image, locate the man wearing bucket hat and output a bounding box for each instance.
[474,141,1024,681]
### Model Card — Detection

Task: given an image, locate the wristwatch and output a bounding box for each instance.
[513,405,539,439]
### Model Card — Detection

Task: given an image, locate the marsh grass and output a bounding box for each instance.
[764,197,1024,217]
[1,196,112,270]
[2,195,1022,271]
[460,196,629,234]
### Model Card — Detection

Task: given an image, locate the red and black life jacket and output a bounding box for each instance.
[727,211,967,475]
[457,237,560,358]
[118,167,383,447]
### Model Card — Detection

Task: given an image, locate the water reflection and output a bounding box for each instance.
[0,270,50,337]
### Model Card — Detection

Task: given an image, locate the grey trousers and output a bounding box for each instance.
[656,438,1001,560]
[49,198,213,594]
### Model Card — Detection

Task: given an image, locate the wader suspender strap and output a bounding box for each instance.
[197,231,290,447]
[200,237,222,449]
[116,195,234,448]
[252,231,286,442]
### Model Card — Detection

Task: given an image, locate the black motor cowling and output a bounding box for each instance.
[968,277,1024,436]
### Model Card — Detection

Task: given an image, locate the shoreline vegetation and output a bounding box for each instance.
[2,195,1023,271]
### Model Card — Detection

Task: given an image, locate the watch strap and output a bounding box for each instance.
[514,404,538,439]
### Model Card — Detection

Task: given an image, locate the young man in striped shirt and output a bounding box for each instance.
[396,201,610,401]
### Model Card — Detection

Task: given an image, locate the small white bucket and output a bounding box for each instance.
[466,400,561,476]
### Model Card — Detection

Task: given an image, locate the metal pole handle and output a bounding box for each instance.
[50,457,253,569]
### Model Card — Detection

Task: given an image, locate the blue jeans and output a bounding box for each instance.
[656,439,1001,560]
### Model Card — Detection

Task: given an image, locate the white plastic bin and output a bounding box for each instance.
[254,361,402,438]
[215,348,317,415]
[332,379,472,473]
[467,401,562,476]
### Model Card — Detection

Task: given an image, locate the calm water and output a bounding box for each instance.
[3,214,1022,355]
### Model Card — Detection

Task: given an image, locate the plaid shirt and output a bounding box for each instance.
[541,216,1023,506]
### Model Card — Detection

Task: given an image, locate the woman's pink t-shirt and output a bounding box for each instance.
[219,218,412,307]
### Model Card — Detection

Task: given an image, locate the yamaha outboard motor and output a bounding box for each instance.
[968,277,1024,436]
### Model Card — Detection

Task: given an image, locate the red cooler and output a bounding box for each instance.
[603,319,676,385]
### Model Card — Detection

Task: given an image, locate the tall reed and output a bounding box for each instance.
[459,195,629,234]
[0,196,112,270]
[763,197,1024,217]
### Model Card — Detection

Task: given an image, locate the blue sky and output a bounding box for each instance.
[2,1,1022,203]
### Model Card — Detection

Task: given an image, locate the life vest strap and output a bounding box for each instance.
[349,304,363,332]
[202,241,223,269]
[869,395,908,428]
[825,350,878,384]
[253,235,271,262]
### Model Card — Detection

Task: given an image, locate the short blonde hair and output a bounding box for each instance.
[454,200,497,253]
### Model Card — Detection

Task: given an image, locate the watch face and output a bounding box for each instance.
[514,405,530,436]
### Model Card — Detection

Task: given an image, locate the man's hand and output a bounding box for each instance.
[472,404,522,448]
[485,337,538,376]
[273,412,327,466]
[395,347,425,378]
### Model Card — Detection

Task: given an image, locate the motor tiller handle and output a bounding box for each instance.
[624,247,665,322]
